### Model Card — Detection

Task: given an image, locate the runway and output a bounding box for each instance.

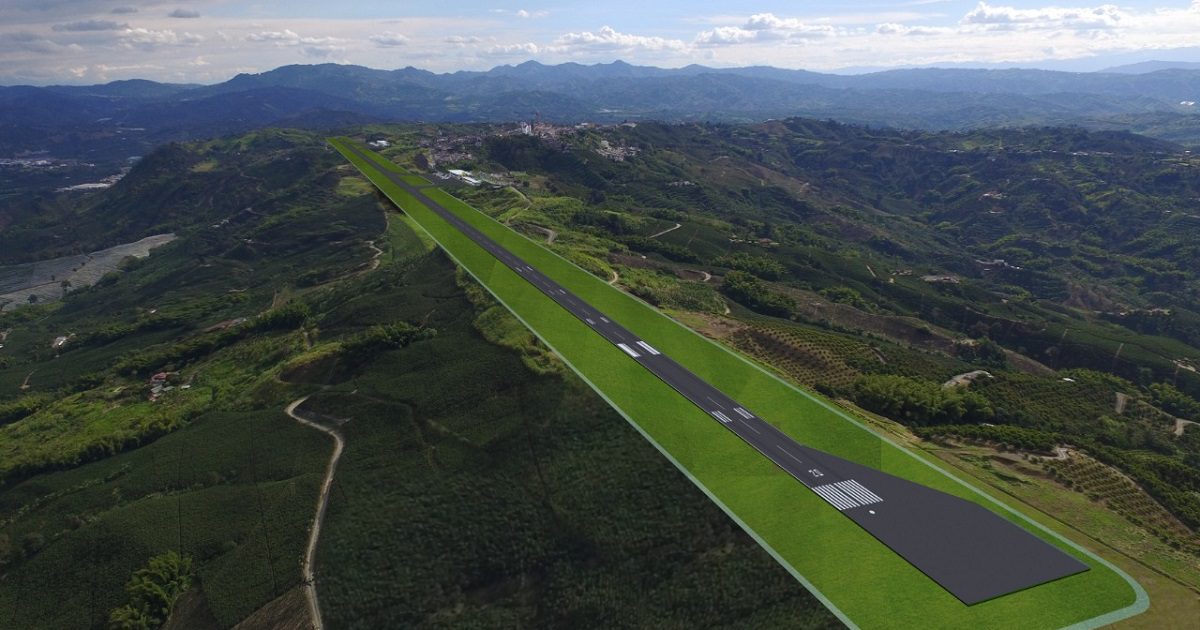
[341,142,1089,605]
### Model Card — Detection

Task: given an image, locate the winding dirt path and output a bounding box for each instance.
[363,239,383,271]
[608,269,619,285]
[525,224,558,244]
[648,222,682,239]
[284,394,344,630]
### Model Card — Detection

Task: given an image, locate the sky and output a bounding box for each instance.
[3,1,1200,84]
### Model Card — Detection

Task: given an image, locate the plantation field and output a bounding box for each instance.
[0,130,394,629]
[334,138,1147,629]
[0,408,327,628]
[0,234,177,312]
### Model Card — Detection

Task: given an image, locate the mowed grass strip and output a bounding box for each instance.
[331,138,1145,629]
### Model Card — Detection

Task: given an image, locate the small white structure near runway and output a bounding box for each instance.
[447,169,482,186]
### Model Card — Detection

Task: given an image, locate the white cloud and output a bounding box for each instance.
[445,35,482,46]
[516,9,548,19]
[5,3,1200,83]
[168,9,201,19]
[245,29,343,59]
[488,42,540,55]
[369,31,409,47]
[554,26,686,52]
[696,13,840,46]
[961,2,1129,31]
[247,30,300,43]
[119,28,204,50]
[686,4,1200,66]
[52,20,128,32]
[247,30,337,46]
[874,22,950,36]
[0,31,82,55]
[694,27,758,46]
[302,45,342,58]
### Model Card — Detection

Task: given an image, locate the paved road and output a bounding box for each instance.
[342,143,1088,605]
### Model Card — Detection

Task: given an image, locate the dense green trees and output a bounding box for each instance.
[108,551,194,630]
[915,424,1060,452]
[0,395,46,427]
[1149,382,1200,421]
[714,252,785,280]
[719,271,795,318]
[246,301,312,332]
[955,337,1008,368]
[852,374,994,425]
[342,322,437,365]
[818,286,870,310]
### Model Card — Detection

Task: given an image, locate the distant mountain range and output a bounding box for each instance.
[3,60,1200,163]
[1101,61,1200,74]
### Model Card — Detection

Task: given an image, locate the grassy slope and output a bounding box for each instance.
[332,138,1146,629]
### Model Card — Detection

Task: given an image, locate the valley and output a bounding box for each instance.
[0,94,1198,630]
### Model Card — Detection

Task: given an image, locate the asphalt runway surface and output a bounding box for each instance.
[344,143,1089,605]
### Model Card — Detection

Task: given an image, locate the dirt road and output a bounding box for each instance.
[284,395,344,630]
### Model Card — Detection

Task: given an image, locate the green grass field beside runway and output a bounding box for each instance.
[331,138,1147,629]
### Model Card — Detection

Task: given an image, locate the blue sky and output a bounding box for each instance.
[2,1,1200,84]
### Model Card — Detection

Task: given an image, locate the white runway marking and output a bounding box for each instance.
[616,343,640,358]
[635,340,660,355]
[712,410,733,424]
[733,407,753,419]
[835,479,883,505]
[812,484,857,511]
[775,445,805,465]
[812,480,883,510]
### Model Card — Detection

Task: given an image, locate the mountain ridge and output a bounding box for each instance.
[3,60,1200,167]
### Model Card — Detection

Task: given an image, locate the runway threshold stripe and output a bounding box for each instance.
[712,410,733,424]
[733,407,753,419]
[838,480,883,505]
[616,343,640,358]
[835,481,875,505]
[813,485,856,511]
